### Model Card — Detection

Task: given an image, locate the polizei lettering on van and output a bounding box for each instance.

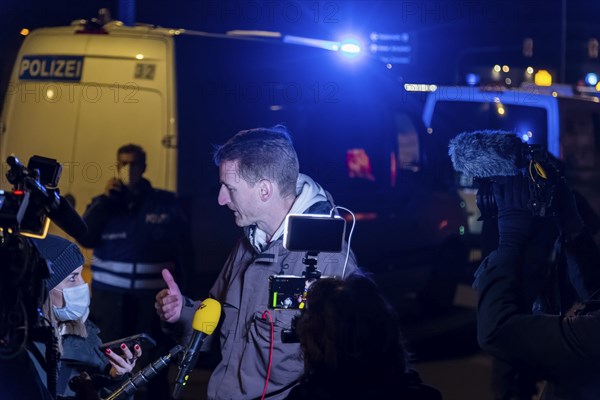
[19,55,84,82]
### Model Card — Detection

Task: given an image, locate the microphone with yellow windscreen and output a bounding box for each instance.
[173,298,221,399]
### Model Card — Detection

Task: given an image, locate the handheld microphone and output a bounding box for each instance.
[102,345,183,400]
[173,298,221,399]
[47,196,88,241]
[448,130,523,177]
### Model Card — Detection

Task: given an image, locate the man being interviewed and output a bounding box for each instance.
[155,125,358,400]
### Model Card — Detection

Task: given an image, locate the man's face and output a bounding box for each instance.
[218,160,261,227]
[117,152,145,187]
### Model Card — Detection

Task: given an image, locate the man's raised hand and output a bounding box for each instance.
[155,269,183,323]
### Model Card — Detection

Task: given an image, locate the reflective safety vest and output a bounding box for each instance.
[91,257,174,290]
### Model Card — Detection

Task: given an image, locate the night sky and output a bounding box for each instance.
[2,0,600,90]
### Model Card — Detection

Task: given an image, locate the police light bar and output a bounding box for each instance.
[226,30,282,38]
[403,84,437,92]
[282,35,340,52]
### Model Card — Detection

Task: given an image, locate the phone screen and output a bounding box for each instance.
[27,156,62,187]
[99,333,156,351]
[269,275,309,310]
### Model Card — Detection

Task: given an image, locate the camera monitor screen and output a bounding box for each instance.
[269,275,308,310]
[27,156,62,187]
[283,214,346,253]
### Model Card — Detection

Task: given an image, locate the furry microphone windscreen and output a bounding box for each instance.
[448,130,523,177]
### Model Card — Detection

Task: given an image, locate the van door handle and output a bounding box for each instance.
[161,134,177,149]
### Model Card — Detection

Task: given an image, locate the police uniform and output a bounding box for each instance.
[79,178,191,400]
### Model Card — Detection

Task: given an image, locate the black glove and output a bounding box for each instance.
[493,174,533,250]
[67,372,102,400]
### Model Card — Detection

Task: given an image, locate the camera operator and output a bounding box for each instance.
[0,234,54,400]
[476,174,600,399]
[155,125,358,400]
[285,272,442,400]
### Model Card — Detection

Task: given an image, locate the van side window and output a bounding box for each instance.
[395,112,420,172]
[562,109,599,169]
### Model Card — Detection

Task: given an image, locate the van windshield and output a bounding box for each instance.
[430,100,549,148]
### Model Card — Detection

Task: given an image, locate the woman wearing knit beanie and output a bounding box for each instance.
[29,234,142,398]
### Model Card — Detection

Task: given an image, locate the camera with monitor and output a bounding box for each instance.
[1,155,71,359]
[1,155,63,236]
[268,213,346,311]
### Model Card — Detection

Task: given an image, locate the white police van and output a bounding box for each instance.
[1,20,177,213]
[1,15,469,316]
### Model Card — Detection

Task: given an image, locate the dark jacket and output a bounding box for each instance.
[79,178,192,293]
[476,231,600,400]
[29,320,129,398]
[0,352,54,400]
[174,175,359,400]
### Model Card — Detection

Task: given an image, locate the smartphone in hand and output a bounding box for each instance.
[99,333,156,352]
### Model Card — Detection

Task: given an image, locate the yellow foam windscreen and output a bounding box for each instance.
[192,298,221,335]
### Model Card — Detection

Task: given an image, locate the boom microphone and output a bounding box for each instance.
[102,345,183,400]
[47,196,88,241]
[173,298,221,399]
[448,130,524,177]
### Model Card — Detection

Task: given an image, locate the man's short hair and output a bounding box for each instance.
[213,125,299,198]
[117,143,146,165]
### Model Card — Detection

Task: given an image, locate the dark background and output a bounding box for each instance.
[2,0,600,93]
[3,3,598,398]
[3,0,599,280]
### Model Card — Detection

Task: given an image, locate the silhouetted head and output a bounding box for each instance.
[297,272,408,379]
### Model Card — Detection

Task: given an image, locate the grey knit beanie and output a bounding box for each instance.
[32,235,85,289]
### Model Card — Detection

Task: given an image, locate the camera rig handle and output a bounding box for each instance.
[302,251,322,280]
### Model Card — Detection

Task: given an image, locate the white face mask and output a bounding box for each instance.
[118,164,131,186]
[52,283,90,322]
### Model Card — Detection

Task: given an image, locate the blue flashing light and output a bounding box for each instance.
[340,41,361,54]
[339,38,362,59]
[585,72,598,86]
[522,134,530,142]
[466,73,480,86]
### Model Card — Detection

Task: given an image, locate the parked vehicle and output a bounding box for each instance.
[0,15,468,315]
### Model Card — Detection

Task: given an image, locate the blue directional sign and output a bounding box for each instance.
[369,32,411,65]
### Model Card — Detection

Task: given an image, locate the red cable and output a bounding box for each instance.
[261,310,275,400]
